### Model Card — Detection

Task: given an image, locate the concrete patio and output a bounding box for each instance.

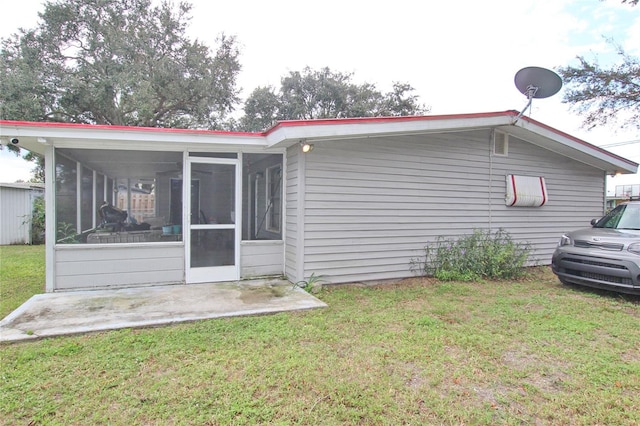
[0,279,327,343]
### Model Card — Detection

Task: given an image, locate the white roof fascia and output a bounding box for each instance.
[506,119,638,174]
[0,182,45,190]
[0,123,268,155]
[264,115,514,147]
[263,113,637,175]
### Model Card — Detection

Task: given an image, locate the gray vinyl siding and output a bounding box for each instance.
[240,241,284,277]
[285,146,299,280]
[488,134,604,264]
[297,129,607,284]
[55,244,184,290]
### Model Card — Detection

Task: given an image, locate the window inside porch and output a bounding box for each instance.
[242,154,283,241]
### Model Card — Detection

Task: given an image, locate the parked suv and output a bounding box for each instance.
[552,198,640,295]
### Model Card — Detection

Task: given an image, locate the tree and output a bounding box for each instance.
[0,0,241,129]
[240,86,282,132]
[239,67,429,132]
[557,1,639,130]
[557,43,640,130]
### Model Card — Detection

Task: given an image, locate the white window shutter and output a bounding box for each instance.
[506,175,548,207]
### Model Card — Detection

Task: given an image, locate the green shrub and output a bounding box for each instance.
[415,228,533,281]
[31,196,45,244]
[56,222,81,243]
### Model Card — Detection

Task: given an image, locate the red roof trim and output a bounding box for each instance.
[263,110,518,134]
[0,120,264,137]
[1,113,637,168]
[2,112,517,138]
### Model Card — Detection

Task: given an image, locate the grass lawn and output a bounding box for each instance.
[1,246,639,425]
[0,245,45,319]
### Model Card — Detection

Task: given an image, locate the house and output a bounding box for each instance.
[606,183,640,210]
[0,182,44,245]
[0,111,637,292]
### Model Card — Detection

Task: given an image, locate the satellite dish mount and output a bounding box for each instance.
[513,66,562,123]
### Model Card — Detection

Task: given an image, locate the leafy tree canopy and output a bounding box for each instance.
[239,67,430,132]
[557,0,639,130]
[557,42,640,130]
[0,0,241,129]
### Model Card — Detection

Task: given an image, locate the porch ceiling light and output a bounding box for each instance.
[300,140,314,153]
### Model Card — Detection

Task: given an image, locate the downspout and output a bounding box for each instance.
[488,129,494,231]
[296,146,306,283]
[280,153,287,278]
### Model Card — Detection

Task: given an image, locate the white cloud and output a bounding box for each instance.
[0,0,638,184]
[0,150,34,183]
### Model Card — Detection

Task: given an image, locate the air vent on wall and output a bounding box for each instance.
[494,132,508,156]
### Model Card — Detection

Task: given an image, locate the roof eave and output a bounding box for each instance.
[0,121,266,154]
[2,113,636,175]
[264,111,517,147]
[507,116,638,175]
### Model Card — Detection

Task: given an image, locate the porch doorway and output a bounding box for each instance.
[185,157,240,283]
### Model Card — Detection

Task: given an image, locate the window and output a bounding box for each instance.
[494,131,508,156]
[242,154,283,240]
[266,165,282,233]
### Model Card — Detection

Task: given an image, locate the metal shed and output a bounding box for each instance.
[0,182,44,245]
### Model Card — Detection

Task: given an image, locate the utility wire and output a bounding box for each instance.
[600,140,640,148]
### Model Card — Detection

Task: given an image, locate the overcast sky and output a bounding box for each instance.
[1,0,638,188]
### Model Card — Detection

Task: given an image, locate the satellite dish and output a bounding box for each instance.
[513,66,562,122]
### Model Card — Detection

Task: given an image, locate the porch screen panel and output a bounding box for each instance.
[55,147,182,244]
[190,229,235,267]
[55,152,78,242]
[242,154,283,240]
[81,166,93,232]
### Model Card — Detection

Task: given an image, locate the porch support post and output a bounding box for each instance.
[76,161,81,234]
[127,178,132,222]
[92,170,97,229]
[103,176,108,206]
[45,145,55,292]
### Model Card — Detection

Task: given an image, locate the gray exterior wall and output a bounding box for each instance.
[54,240,283,290]
[240,241,284,278]
[286,129,605,284]
[55,244,184,290]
